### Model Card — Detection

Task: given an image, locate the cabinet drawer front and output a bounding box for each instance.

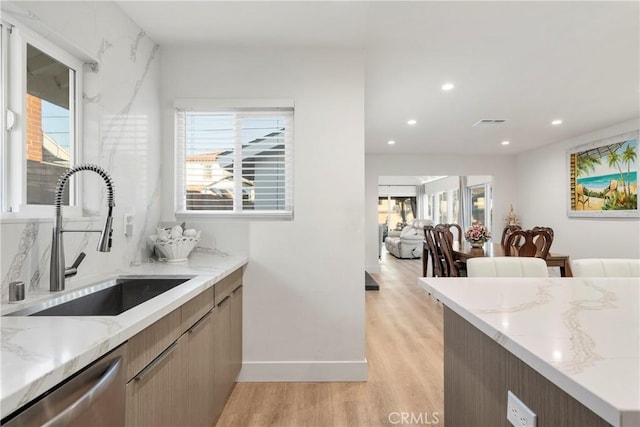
[127,308,182,381]
[214,268,242,306]
[182,287,214,333]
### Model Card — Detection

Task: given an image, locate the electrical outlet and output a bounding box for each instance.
[124,213,134,237]
[507,390,536,427]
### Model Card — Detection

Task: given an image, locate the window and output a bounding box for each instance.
[468,184,492,229]
[378,196,416,231]
[1,17,83,214]
[25,44,74,205]
[452,189,459,224]
[438,191,448,223]
[175,100,293,218]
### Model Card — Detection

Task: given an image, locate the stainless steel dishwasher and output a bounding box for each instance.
[1,344,126,427]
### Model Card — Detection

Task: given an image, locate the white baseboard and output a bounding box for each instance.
[237,359,368,382]
[366,265,381,274]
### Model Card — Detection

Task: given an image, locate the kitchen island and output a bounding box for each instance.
[419,276,639,427]
[0,251,247,420]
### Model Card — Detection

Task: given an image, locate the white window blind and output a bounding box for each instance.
[175,105,293,218]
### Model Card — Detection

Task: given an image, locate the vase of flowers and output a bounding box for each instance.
[465,224,491,248]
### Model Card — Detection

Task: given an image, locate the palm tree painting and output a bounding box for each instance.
[569,131,638,216]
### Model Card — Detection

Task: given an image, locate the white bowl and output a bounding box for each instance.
[154,237,199,263]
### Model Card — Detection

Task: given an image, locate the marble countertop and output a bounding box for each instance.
[419,277,639,427]
[0,251,248,419]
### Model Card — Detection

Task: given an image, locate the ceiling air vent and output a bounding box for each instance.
[472,119,506,127]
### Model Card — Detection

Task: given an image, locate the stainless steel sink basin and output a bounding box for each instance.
[4,276,195,317]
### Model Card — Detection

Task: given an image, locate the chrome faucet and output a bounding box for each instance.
[50,164,115,292]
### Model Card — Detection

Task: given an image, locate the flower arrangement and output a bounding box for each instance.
[465,224,491,247]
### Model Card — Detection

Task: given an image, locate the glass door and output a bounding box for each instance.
[378,195,417,232]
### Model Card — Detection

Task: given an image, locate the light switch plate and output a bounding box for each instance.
[507,390,536,427]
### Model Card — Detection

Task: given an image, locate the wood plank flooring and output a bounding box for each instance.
[216,252,444,427]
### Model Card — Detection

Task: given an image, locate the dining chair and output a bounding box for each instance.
[500,225,522,252]
[531,226,554,255]
[571,259,640,277]
[505,229,553,259]
[423,225,444,277]
[434,225,465,277]
[467,257,549,277]
[531,226,554,239]
[445,223,463,246]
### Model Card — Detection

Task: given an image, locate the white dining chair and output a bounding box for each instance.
[571,259,640,277]
[467,257,549,277]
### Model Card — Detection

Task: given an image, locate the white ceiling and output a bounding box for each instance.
[118,1,640,155]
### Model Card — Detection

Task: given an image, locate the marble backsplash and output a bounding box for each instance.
[0,2,162,301]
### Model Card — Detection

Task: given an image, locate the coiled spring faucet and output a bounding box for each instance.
[50,164,115,292]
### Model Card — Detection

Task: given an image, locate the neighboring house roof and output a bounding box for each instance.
[217,129,284,169]
[42,133,69,165]
[186,152,220,163]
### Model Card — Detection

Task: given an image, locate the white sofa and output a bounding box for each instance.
[384,219,432,259]
[571,258,640,277]
[467,257,549,277]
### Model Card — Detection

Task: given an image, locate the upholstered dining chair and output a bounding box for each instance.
[423,225,445,277]
[434,224,466,277]
[571,259,640,277]
[467,257,549,277]
[505,229,553,259]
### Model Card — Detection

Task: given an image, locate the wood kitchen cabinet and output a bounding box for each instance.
[185,308,215,427]
[183,287,215,427]
[125,334,188,427]
[125,269,243,427]
[230,286,243,382]
[213,296,231,423]
[213,273,243,423]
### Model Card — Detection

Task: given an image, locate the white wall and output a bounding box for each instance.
[366,154,517,273]
[423,176,458,194]
[378,176,422,185]
[516,118,640,258]
[0,2,161,300]
[161,46,366,381]
[378,186,417,197]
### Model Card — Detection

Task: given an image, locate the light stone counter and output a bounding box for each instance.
[0,251,248,419]
[419,277,639,427]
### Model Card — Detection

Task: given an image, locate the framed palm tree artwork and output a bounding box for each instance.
[568,130,638,217]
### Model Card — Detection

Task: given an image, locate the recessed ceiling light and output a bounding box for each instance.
[501,140,510,146]
[388,140,396,145]
[551,119,563,125]
[441,82,455,91]
[407,119,417,125]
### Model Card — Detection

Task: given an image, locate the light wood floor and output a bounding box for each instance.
[216,252,444,427]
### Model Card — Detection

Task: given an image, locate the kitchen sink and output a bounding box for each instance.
[4,276,195,317]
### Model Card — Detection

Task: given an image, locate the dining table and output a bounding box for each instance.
[452,241,574,277]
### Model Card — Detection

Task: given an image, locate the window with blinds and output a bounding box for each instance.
[175,103,293,218]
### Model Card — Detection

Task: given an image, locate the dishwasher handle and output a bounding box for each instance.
[41,357,122,427]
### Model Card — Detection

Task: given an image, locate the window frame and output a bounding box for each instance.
[173,98,294,220]
[1,14,84,218]
[467,183,493,229]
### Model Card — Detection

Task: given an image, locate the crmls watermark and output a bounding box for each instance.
[388,412,440,425]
